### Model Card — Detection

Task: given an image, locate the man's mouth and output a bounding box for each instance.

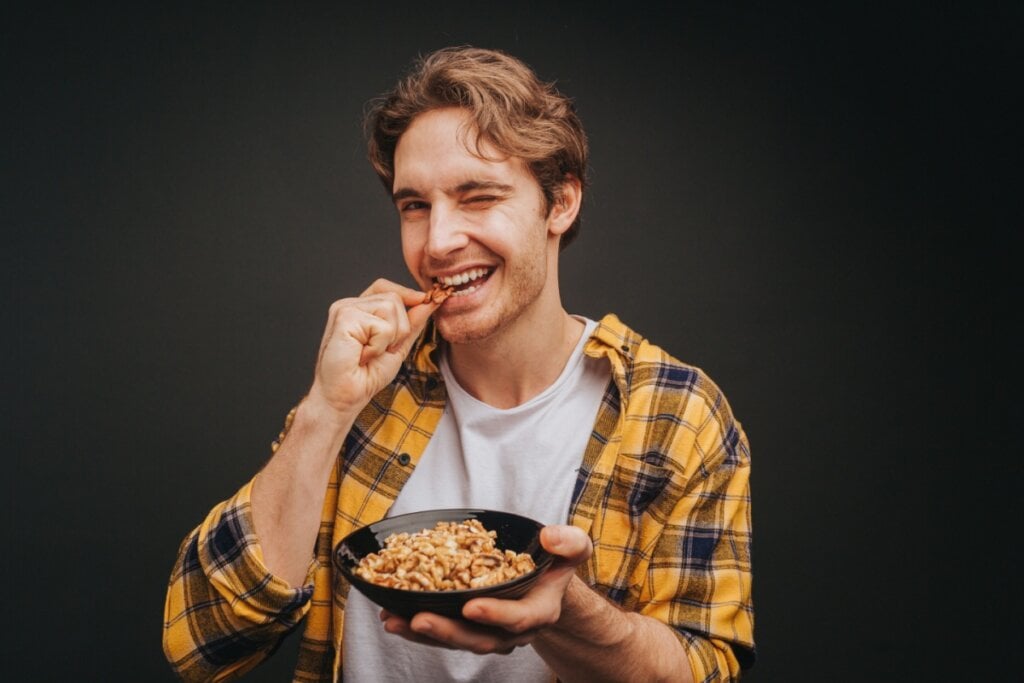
[433,267,493,298]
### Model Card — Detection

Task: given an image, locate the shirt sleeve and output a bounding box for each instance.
[163,479,317,681]
[642,389,755,682]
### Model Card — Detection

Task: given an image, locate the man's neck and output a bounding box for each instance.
[445,305,586,410]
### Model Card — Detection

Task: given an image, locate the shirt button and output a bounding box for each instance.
[397,453,411,466]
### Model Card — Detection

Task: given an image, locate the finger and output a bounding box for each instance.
[381,612,459,650]
[323,286,438,368]
[361,278,431,308]
[319,295,402,358]
[354,314,396,366]
[407,299,439,335]
[540,525,594,564]
[461,591,556,632]
[326,296,406,364]
[357,293,410,350]
[487,526,591,610]
[319,298,354,357]
[380,298,439,360]
[408,613,534,655]
[459,528,593,631]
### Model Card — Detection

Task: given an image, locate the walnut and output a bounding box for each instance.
[353,519,537,591]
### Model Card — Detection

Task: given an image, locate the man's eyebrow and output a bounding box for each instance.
[453,181,514,194]
[391,181,514,204]
[392,187,419,204]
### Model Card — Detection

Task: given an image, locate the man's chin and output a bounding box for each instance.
[434,312,502,346]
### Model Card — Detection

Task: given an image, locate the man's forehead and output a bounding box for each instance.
[392,108,526,187]
[393,164,515,189]
[393,150,526,197]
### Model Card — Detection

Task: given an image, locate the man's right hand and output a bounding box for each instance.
[307,278,439,422]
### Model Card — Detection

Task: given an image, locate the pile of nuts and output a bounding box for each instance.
[354,519,537,591]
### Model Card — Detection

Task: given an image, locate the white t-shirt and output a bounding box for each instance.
[342,317,609,682]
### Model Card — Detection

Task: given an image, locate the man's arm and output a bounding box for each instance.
[381,526,694,683]
[532,567,695,683]
[253,280,439,585]
[163,279,438,679]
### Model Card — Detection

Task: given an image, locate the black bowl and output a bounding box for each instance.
[334,508,554,620]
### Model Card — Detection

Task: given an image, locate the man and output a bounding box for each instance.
[163,46,754,682]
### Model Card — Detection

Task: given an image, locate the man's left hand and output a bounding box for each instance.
[379,524,593,654]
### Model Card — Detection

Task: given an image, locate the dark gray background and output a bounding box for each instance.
[4,2,1018,681]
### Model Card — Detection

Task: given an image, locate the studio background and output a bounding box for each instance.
[5,3,1016,681]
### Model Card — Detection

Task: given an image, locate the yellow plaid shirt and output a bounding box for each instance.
[163,314,755,681]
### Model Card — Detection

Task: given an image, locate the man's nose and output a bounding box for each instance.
[426,203,470,257]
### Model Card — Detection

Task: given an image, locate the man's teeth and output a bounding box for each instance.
[434,268,490,299]
[449,283,480,297]
[438,268,489,287]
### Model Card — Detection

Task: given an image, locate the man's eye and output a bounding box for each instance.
[467,195,497,205]
[401,201,428,212]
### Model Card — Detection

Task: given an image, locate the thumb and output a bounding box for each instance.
[386,300,438,357]
[540,525,593,566]
[407,300,439,333]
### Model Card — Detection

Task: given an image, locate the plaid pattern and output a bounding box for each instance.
[163,314,755,681]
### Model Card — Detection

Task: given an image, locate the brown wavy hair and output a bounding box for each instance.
[365,46,588,249]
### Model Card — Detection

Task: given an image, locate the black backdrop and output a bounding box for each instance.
[5,3,1018,681]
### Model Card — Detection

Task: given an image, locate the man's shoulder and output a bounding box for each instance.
[590,313,730,408]
[592,313,750,469]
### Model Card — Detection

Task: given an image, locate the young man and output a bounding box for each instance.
[164,47,754,682]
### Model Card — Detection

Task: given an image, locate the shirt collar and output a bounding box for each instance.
[584,313,641,402]
[408,313,640,397]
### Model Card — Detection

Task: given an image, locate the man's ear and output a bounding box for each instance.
[547,175,583,237]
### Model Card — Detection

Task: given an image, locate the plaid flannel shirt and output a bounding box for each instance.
[163,313,755,681]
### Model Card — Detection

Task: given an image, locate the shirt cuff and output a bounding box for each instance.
[197,479,317,625]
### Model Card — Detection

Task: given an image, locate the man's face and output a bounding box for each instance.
[392,107,568,344]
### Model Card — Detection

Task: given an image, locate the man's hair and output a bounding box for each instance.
[365,46,588,249]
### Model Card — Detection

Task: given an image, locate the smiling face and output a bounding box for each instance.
[392,108,577,345]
